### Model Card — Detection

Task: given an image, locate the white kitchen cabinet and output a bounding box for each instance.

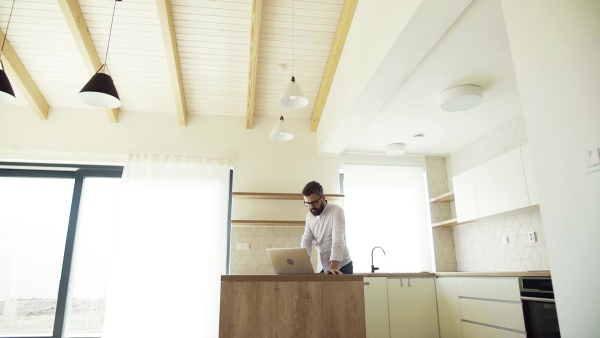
[473,147,530,218]
[453,169,478,222]
[387,277,439,338]
[520,143,539,205]
[435,277,462,338]
[363,277,390,338]
[456,277,526,336]
[453,144,539,222]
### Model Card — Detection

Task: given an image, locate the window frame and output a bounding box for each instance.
[0,163,123,338]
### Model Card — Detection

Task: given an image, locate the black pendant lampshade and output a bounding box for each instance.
[78,0,122,109]
[78,72,121,109]
[0,68,16,104]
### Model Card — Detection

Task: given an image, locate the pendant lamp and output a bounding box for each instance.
[78,0,121,109]
[278,0,308,109]
[270,115,294,141]
[0,0,17,104]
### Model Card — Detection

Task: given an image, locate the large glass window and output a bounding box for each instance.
[64,178,121,337]
[0,166,122,338]
[0,175,74,336]
[343,164,433,273]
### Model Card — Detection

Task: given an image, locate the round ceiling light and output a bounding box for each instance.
[439,84,483,112]
[386,143,406,156]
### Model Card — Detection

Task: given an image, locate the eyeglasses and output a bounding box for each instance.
[303,196,323,207]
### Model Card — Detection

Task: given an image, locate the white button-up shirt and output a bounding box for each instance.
[301,203,352,271]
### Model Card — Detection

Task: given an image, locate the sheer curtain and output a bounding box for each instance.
[344,164,433,273]
[102,154,230,338]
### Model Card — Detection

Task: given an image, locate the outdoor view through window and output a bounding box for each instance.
[0,175,121,337]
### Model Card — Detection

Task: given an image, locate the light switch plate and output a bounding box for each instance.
[236,242,250,250]
[502,236,509,245]
[585,146,600,173]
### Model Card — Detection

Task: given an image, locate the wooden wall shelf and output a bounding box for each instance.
[431,218,457,227]
[429,191,454,203]
[231,220,305,227]
[233,192,344,200]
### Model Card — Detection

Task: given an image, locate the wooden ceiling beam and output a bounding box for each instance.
[58,0,119,123]
[156,0,187,126]
[245,0,263,129]
[309,0,359,132]
[0,30,49,120]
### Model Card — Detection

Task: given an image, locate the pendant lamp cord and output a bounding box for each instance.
[103,0,119,73]
[291,0,295,77]
[0,0,16,68]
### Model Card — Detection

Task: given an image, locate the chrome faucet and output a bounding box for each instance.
[371,246,386,273]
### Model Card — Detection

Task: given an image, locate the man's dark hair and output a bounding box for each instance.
[302,181,324,197]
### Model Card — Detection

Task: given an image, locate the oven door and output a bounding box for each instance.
[521,297,561,338]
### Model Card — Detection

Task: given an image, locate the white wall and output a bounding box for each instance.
[0,105,424,195]
[501,1,600,336]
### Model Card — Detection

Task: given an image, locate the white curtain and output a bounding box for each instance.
[344,164,433,273]
[102,154,230,338]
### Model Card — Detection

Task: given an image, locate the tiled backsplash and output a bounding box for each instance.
[446,114,549,272]
[453,209,549,271]
[229,226,318,274]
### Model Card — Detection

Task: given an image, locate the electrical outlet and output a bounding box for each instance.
[502,236,509,245]
[528,231,537,243]
[236,242,250,250]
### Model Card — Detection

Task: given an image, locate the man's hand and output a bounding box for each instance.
[326,261,343,275]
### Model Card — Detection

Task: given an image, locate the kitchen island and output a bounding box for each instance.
[219,274,366,338]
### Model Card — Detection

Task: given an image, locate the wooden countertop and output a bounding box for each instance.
[221,274,363,282]
[223,270,550,281]
[435,271,551,277]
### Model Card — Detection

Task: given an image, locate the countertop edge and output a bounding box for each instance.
[222,271,551,281]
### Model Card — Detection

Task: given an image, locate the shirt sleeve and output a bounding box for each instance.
[329,208,346,262]
[300,215,314,256]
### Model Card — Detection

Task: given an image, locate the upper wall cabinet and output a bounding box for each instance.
[453,170,478,223]
[453,144,539,222]
[474,147,530,218]
[520,143,539,205]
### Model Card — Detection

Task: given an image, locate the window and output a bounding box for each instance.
[0,166,122,338]
[343,164,433,273]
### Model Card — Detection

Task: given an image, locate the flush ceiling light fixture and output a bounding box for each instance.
[0,0,17,104]
[439,84,483,112]
[78,0,121,109]
[278,0,308,109]
[386,143,406,156]
[271,64,294,141]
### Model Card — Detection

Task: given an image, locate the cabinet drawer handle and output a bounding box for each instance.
[408,278,411,286]
[400,279,404,287]
[363,282,370,286]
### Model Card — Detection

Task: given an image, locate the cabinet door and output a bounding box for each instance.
[453,169,478,222]
[364,277,390,338]
[435,277,462,338]
[473,147,529,218]
[520,143,539,205]
[387,278,439,338]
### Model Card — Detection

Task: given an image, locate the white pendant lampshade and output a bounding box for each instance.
[386,143,406,156]
[270,115,294,141]
[439,84,483,112]
[279,76,308,109]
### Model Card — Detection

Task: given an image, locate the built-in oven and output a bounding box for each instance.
[520,277,561,337]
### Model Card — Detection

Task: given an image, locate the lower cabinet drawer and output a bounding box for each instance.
[462,322,526,338]
[459,298,525,331]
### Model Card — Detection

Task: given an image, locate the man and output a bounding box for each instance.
[300,181,353,275]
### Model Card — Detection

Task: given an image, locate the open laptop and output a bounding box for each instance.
[266,248,315,275]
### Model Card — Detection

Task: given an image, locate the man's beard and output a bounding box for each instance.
[310,204,325,216]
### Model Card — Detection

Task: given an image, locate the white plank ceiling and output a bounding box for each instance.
[0,0,344,121]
